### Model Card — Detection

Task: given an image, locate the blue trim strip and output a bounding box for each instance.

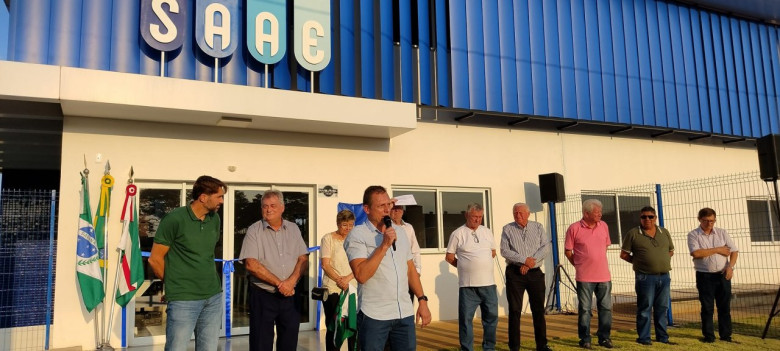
[515,0,534,115]
[646,1,667,127]
[657,1,678,128]
[360,0,375,98]
[497,1,518,114]
[598,0,617,123]
[610,0,630,124]
[543,0,562,117]
[482,0,501,112]
[529,0,548,116]
[449,1,469,108]
[339,0,355,96]
[465,0,486,110]
[752,23,770,137]
[622,0,643,125]
[711,13,728,134]
[729,17,744,136]
[679,6,700,130]
[399,0,413,102]
[558,1,575,118]
[14,0,51,64]
[379,0,394,100]
[584,0,603,121]
[770,28,780,134]
[635,0,655,125]
[670,3,690,130]
[80,0,112,70]
[49,0,82,67]
[761,26,778,135]
[699,11,716,132]
[434,0,450,106]
[744,22,760,137]
[417,0,431,105]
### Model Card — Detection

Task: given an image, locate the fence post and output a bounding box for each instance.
[548,201,561,310]
[655,184,674,326]
[45,190,56,350]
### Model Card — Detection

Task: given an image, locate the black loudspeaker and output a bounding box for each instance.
[757,134,780,181]
[539,173,566,203]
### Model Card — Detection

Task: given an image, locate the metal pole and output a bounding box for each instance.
[762,178,780,339]
[45,190,56,350]
[104,254,123,348]
[548,201,561,310]
[655,184,673,326]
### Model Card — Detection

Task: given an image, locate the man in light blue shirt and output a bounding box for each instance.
[345,185,432,351]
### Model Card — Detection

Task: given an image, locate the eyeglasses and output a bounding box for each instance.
[471,231,480,243]
[640,215,656,220]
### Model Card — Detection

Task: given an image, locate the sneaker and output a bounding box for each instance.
[598,339,613,349]
[700,337,715,343]
[636,339,652,346]
[721,338,740,344]
[579,340,593,349]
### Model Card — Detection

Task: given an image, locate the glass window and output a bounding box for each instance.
[392,187,490,250]
[582,193,652,246]
[747,199,780,243]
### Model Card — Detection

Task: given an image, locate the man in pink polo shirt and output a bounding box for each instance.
[564,199,613,350]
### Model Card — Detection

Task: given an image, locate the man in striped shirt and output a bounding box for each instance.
[500,203,552,351]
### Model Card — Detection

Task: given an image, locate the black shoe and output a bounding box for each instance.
[537,345,553,351]
[721,338,739,344]
[636,339,652,346]
[659,340,677,345]
[598,339,613,349]
[700,337,715,343]
[579,340,593,349]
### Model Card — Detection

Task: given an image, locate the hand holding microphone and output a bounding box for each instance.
[382,215,397,251]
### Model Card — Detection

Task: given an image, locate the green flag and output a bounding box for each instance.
[94,173,114,268]
[116,184,145,307]
[76,172,105,312]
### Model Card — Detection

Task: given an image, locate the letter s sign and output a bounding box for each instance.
[140,0,186,52]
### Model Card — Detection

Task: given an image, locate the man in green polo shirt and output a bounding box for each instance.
[149,175,227,351]
[620,206,675,346]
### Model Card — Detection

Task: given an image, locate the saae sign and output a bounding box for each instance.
[140,0,331,72]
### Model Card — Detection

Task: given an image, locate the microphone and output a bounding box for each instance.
[382,215,396,251]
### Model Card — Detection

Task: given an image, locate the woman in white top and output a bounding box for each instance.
[320,209,357,351]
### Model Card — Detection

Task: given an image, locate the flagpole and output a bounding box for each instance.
[84,164,102,350]
[105,168,135,348]
[98,162,114,350]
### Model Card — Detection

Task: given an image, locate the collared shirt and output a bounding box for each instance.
[564,219,612,283]
[240,219,309,293]
[446,224,495,287]
[500,221,550,268]
[687,226,739,273]
[344,221,414,321]
[621,225,674,274]
[154,205,221,301]
[401,221,422,274]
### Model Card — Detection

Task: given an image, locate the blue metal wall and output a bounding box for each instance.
[7,0,780,138]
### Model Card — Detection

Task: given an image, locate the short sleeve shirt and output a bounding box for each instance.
[320,231,352,293]
[621,226,674,274]
[239,219,309,293]
[564,220,612,282]
[687,227,739,273]
[154,205,221,301]
[446,225,495,287]
[344,221,414,321]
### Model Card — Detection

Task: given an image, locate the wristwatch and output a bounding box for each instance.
[417,295,429,302]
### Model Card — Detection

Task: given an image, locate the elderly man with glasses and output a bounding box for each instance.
[445,203,498,351]
[620,206,676,346]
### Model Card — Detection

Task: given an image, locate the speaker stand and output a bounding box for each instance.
[545,264,577,314]
[762,178,780,339]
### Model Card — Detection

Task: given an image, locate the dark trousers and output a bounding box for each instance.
[506,266,547,351]
[323,293,358,351]
[248,286,300,351]
[695,271,732,341]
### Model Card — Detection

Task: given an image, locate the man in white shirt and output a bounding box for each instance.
[445,203,497,351]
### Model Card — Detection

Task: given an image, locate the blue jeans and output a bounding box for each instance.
[458,285,498,351]
[635,272,671,343]
[165,292,223,351]
[357,312,415,351]
[576,281,612,344]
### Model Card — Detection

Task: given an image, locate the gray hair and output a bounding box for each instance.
[582,199,603,213]
[466,203,484,213]
[513,203,529,211]
[262,189,284,204]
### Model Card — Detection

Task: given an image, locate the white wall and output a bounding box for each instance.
[53,116,759,349]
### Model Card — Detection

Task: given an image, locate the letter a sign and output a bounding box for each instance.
[247,0,286,65]
[196,0,239,58]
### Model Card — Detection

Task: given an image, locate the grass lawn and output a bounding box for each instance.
[437,323,780,350]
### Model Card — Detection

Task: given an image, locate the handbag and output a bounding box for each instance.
[311,286,328,301]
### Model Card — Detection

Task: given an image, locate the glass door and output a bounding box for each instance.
[228,186,315,336]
